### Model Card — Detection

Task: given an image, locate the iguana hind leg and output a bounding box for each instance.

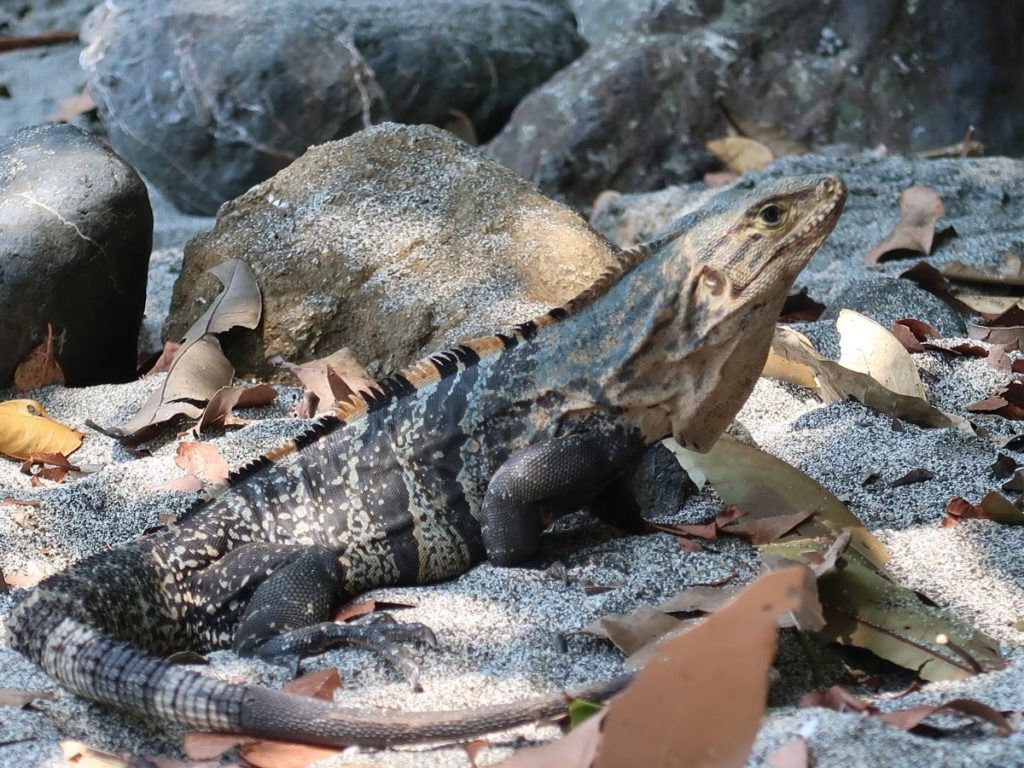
[226,544,435,688]
[479,432,643,566]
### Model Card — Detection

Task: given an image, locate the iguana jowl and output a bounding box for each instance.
[8,174,845,747]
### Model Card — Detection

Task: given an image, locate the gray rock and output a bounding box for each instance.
[164,124,618,380]
[0,0,96,35]
[81,0,585,215]
[488,0,1024,210]
[0,124,152,386]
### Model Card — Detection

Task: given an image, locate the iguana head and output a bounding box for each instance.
[604,174,846,451]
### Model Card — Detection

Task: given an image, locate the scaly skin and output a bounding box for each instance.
[8,174,846,747]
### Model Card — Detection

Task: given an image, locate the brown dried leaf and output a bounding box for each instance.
[444,109,478,146]
[158,474,205,493]
[13,323,64,391]
[54,91,96,122]
[899,262,978,315]
[116,335,233,443]
[838,310,927,400]
[891,318,940,353]
[174,443,230,484]
[706,136,773,174]
[183,732,255,760]
[0,688,56,708]
[181,259,262,345]
[779,287,825,323]
[945,492,1024,526]
[240,739,346,768]
[2,561,47,588]
[719,509,816,544]
[274,348,377,412]
[715,96,811,156]
[864,186,948,265]
[333,598,416,623]
[765,736,809,768]
[581,605,687,657]
[194,383,277,433]
[670,434,888,567]
[0,399,83,460]
[282,669,342,702]
[61,740,130,767]
[890,468,934,488]
[142,341,183,378]
[20,451,76,485]
[968,381,1024,420]
[941,251,1024,286]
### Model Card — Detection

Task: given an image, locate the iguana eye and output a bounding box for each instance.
[757,203,787,227]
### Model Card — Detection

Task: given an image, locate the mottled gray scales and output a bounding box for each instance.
[7,175,845,747]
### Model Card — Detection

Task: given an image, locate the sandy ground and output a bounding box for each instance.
[2,174,1024,768]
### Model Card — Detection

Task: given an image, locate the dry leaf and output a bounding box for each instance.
[0,688,56,708]
[0,399,83,460]
[142,341,183,378]
[890,318,940,353]
[940,251,1024,286]
[183,732,257,760]
[719,509,816,544]
[159,474,205,493]
[706,136,773,174]
[333,598,416,623]
[274,348,377,412]
[668,434,889,568]
[899,262,978,315]
[837,309,927,399]
[0,31,78,52]
[890,468,934,488]
[944,492,1024,527]
[779,287,825,322]
[714,96,811,156]
[768,326,973,433]
[194,383,277,433]
[864,186,948,264]
[20,451,77,485]
[968,381,1024,420]
[282,669,342,702]
[500,568,816,768]
[54,91,96,122]
[115,335,233,443]
[444,109,478,146]
[174,443,230,484]
[13,323,64,391]
[61,740,129,767]
[765,737,809,768]
[2,561,47,588]
[181,259,262,346]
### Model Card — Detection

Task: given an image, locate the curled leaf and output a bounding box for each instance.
[0,400,82,460]
[13,322,64,392]
[864,186,949,265]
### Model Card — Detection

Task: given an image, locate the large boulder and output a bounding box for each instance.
[0,124,153,387]
[81,0,586,215]
[487,0,1024,210]
[164,124,618,379]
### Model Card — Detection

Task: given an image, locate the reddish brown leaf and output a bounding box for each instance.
[273,348,377,413]
[779,288,825,323]
[800,685,874,714]
[174,443,230,484]
[0,497,40,508]
[875,698,1014,735]
[899,262,976,315]
[464,739,491,768]
[0,31,78,52]
[333,598,416,623]
[715,505,747,527]
[159,474,205,493]
[142,341,183,378]
[719,509,816,544]
[765,736,809,768]
[968,381,1024,420]
[184,732,255,760]
[240,739,345,768]
[0,688,57,708]
[13,323,64,392]
[282,669,342,702]
[890,468,934,488]
[944,492,1024,526]
[864,187,948,264]
[891,318,941,353]
[2,561,47,588]
[194,383,277,433]
[647,520,718,541]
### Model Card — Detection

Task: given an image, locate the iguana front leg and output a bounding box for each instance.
[479,432,644,566]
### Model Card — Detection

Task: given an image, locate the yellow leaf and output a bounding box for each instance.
[706,136,773,174]
[0,399,83,460]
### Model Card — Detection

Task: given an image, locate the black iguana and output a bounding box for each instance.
[7,174,846,747]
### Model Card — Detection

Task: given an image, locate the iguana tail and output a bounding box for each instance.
[12,603,630,747]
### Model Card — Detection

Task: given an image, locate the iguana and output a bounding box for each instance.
[7,174,845,748]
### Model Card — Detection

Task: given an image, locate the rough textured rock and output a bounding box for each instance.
[0,124,153,387]
[0,0,96,34]
[81,0,585,215]
[488,0,1024,210]
[591,153,1024,355]
[165,124,618,379]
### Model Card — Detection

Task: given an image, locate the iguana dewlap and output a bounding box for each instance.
[8,174,846,747]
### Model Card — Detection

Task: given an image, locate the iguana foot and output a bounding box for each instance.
[250,616,438,691]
